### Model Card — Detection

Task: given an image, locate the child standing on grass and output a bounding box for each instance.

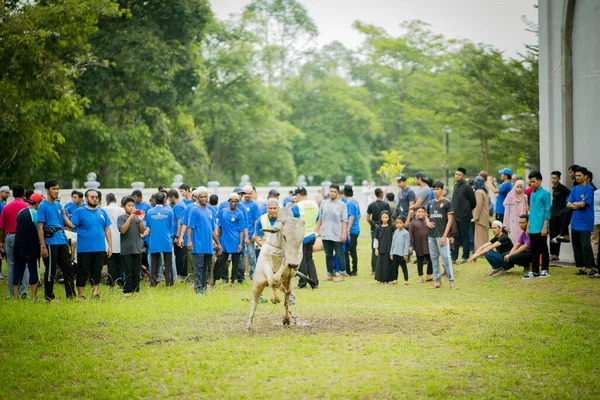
[374,211,395,283]
[391,216,410,285]
[409,207,433,282]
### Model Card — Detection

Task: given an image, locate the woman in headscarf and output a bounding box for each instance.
[502,179,529,243]
[472,176,490,252]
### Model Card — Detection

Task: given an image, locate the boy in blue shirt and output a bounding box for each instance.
[145,192,176,286]
[523,171,551,279]
[490,168,513,223]
[70,189,112,299]
[568,167,596,276]
[37,180,77,301]
[343,186,361,276]
[214,193,246,285]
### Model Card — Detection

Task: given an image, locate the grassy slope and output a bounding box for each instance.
[0,224,599,399]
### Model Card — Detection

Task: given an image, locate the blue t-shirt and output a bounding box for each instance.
[283,197,294,207]
[568,184,594,232]
[346,198,361,235]
[258,202,267,216]
[63,201,85,219]
[188,206,216,254]
[218,207,246,254]
[135,201,152,213]
[173,200,188,237]
[37,200,68,246]
[70,207,111,253]
[255,216,276,237]
[496,181,513,214]
[529,187,551,234]
[145,205,175,253]
[0,201,4,217]
[240,200,259,239]
[182,198,194,206]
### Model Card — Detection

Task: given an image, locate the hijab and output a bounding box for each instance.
[503,179,526,206]
[473,176,486,192]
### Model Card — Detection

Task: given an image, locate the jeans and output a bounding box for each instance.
[245,242,257,279]
[345,233,359,275]
[298,239,319,288]
[452,218,471,261]
[506,251,531,271]
[149,250,177,282]
[428,237,454,282]
[571,230,595,269]
[121,253,142,293]
[6,234,29,298]
[529,233,549,274]
[150,252,174,286]
[323,240,346,276]
[193,253,212,293]
[484,251,507,270]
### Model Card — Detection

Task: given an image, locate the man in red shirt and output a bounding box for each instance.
[0,185,30,298]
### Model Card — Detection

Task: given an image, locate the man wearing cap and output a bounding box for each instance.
[241,185,259,279]
[37,179,76,301]
[214,193,246,285]
[316,184,348,281]
[292,187,320,288]
[12,192,44,300]
[451,167,476,264]
[0,185,30,298]
[255,198,280,248]
[186,187,221,295]
[469,220,514,274]
[343,185,361,276]
[489,168,513,223]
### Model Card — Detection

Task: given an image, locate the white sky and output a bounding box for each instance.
[210,0,538,58]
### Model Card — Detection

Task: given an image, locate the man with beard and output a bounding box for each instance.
[37,180,76,301]
[186,187,221,295]
[213,194,246,285]
[70,189,112,299]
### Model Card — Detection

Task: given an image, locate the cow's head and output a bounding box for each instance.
[261,208,305,268]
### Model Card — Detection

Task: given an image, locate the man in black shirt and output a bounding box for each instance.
[451,167,476,264]
[549,171,570,260]
[366,188,390,273]
[427,181,457,289]
[469,220,514,274]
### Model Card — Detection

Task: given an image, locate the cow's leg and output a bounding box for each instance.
[247,279,267,329]
[271,263,285,288]
[271,284,281,304]
[282,272,295,325]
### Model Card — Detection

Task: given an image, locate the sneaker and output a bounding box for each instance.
[576,269,588,276]
[456,259,467,265]
[522,272,538,280]
[551,237,560,244]
[588,269,598,276]
[539,270,550,278]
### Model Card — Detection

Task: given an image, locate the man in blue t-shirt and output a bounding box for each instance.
[214,193,246,285]
[568,167,596,276]
[343,186,361,276]
[37,179,76,301]
[490,168,513,223]
[240,185,259,279]
[63,190,85,221]
[145,192,176,286]
[187,188,221,294]
[168,189,189,280]
[70,189,112,299]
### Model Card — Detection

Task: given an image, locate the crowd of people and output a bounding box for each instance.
[0,163,598,301]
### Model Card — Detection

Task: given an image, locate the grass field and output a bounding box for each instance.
[1,228,599,399]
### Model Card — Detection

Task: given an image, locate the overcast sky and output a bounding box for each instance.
[210,0,538,58]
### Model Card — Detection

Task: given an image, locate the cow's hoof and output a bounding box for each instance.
[283,315,291,325]
[271,297,281,304]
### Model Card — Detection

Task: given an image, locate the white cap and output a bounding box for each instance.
[0,186,9,192]
[192,186,208,196]
[242,185,253,193]
[491,220,503,229]
[228,193,240,201]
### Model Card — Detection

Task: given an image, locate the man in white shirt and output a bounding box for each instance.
[103,193,125,286]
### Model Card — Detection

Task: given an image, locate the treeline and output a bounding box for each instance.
[0,0,539,187]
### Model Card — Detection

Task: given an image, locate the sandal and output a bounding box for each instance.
[449,283,458,290]
[430,283,442,289]
[417,277,424,283]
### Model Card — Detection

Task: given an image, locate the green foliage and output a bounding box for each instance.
[1,1,539,188]
[376,150,405,184]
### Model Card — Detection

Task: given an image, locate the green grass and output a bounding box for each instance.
[1,227,599,399]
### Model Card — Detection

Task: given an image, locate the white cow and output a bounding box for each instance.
[247,208,305,328]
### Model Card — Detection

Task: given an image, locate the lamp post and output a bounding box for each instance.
[443,126,451,186]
